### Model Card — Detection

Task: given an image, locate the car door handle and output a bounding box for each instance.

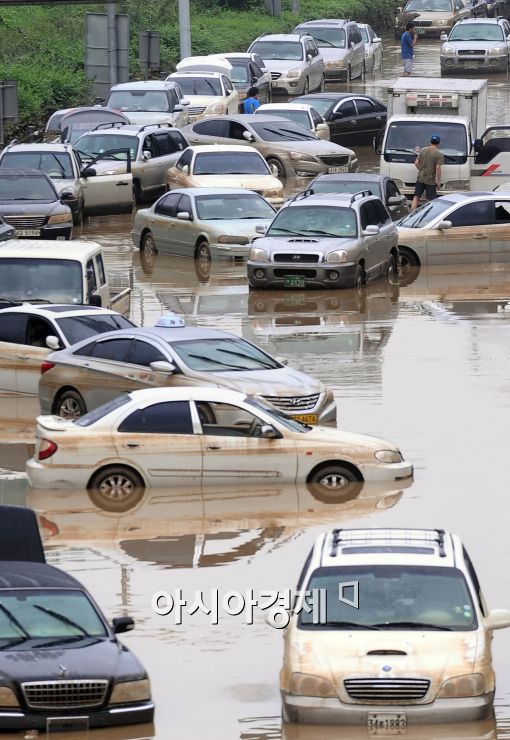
[474,234,488,239]
[207,445,221,450]
[125,442,140,448]
[116,181,130,186]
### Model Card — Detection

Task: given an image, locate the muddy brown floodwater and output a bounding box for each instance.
[2,33,510,740]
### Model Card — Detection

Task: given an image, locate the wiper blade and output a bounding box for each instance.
[186,353,251,370]
[0,636,30,650]
[35,634,93,648]
[372,621,453,631]
[310,620,381,630]
[33,604,90,636]
[267,227,303,235]
[218,347,274,368]
[314,37,336,47]
[299,228,346,237]
[387,147,418,155]
[0,603,30,638]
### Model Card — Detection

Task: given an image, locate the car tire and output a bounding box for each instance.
[73,204,83,227]
[134,180,144,204]
[195,241,212,280]
[88,465,145,511]
[399,246,420,269]
[303,77,309,95]
[387,252,399,283]
[282,701,298,724]
[353,264,366,290]
[54,389,87,419]
[142,231,157,256]
[318,73,326,91]
[307,464,363,502]
[266,156,286,180]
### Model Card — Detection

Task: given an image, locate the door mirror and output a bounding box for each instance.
[181,164,190,174]
[60,189,74,200]
[332,110,344,119]
[362,224,380,235]
[388,195,403,205]
[45,335,60,351]
[260,424,280,439]
[255,224,267,234]
[397,5,402,10]
[373,36,382,43]
[177,211,191,221]
[174,104,184,112]
[306,53,313,61]
[150,360,176,374]
[437,220,452,230]
[270,164,279,178]
[181,99,190,106]
[252,76,259,84]
[89,294,102,307]
[440,32,448,40]
[485,609,510,630]
[507,34,510,40]
[242,130,254,142]
[275,356,288,366]
[316,123,329,136]
[473,137,483,153]
[112,616,135,634]
[80,166,96,178]
[143,150,152,161]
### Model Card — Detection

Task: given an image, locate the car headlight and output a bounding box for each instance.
[217,235,249,244]
[442,46,456,55]
[375,449,403,463]
[205,101,225,115]
[0,686,20,708]
[286,68,301,79]
[437,18,450,25]
[249,246,269,260]
[289,672,336,698]
[326,249,348,264]
[323,387,335,406]
[489,47,504,55]
[48,213,72,224]
[437,674,485,699]
[110,678,151,704]
[444,179,469,190]
[289,151,317,162]
[263,188,283,198]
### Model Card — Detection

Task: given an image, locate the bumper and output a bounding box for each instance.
[324,66,348,80]
[317,397,337,425]
[14,224,72,240]
[441,57,507,72]
[0,702,155,730]
[271,77,305,94]
[247,260,360,290]
[413,26,452,37]
[210,242,251,260]
[282,692,494,725]
[359,460,414,482]
[26,458,89,490]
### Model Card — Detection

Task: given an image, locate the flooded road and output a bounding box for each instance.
[3,34,510,739]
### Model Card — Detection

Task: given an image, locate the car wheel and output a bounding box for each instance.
[55,389,87,419]
[399,246,420,269]
[307,464,363,502]
[72,204,83,227]
[266,156,285,180]
[303,77,309,94]
[318,73,326,91]
[195,241,212,280]
[353,264,366,290]
[88,466,145,511]
[142,231,157,256]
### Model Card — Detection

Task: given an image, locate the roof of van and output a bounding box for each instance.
[109,81,180,91]
[388,77,487,93]
[0,240,103,259]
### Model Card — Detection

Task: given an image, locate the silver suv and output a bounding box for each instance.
[247,191,398,290]
[247,34,325,95]
[440,17,510,73]
[106,80,189,128]
[292,19,366,82]
[75,123,189,203]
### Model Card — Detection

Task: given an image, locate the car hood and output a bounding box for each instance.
[0,201,61,213]
[0,637,145,683]
[125,111,176,125]
[53,179,78,194]
[209,366,323,396]
[444,40,503,49]
[189,174,282,191]
[297,424,399,451]
[259,59,305,73]
[190,216,275,238]
[268,138,352,155]
[184,95,222,107]
[409,10,454,19]
[253,235,360,254]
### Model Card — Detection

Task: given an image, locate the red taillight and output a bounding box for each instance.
[38,439,58,460]
[41,361,55,375]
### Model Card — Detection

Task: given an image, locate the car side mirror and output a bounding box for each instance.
[473,138,483,153]
[270,164,279,178]
[437,220,452,230]
[333,111,344,119]
[260,424,280,439]
[485,609,510,630]
[373,36,382,43]
[252,76,258,85]
[80,166,96,178]
[362,225,380,235]
[143,150,152,161]
[181,99,190,106]
[316,123,328,136]
[306,53,313,61]
[440,32,448,40]
[60,189,74,200]
[89,294,102,307]
[112,616,135,634]
[174,104,184,112]
[255,224,267,234]
[181,164,190,174]
[388,195,402,205]
[242,131,254,142]
[46,335,60,350]
[150,360,176,374]
[397,5,402,10]
[275,356,288,366]
[177,211,191,221]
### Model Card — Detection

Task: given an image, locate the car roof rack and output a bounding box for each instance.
[93,121,129,131]
[290,187,315,201]
[329,528,447,558]
[349,189,372,204]
[138,123,172,132]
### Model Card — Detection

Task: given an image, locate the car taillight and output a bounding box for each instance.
[41,361,55,375]
[38,439,58,460]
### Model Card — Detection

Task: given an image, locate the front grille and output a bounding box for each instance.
[22,680,109,710]
[271,72,282,80]
[458,49,486,56]
[263,392,320,411]
[318,155,350,167]
[274,253,320,263]
[344,678,430,703]
[187,106,206,116]
[3,215,47,228]
[414,20,432,26]
[274,268,317,278]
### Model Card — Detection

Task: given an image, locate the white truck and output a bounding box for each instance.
[379,77,488,196]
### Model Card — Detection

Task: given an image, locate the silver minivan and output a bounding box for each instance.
[293,19,366,82]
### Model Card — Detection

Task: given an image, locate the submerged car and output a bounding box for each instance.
[292,19,365,82]
[306,173,409,221]
[38,319,337,425]
[293,93,387,146]
[255,103,330,139]
[27,386,411,493]
[395,0,470,39]
[247,33,325,95]
[440,17,510,74]
[280,527,510,725]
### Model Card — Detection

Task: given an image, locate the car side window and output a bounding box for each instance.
[153,133,172,156]
[356,99,377,115]
[142,134,157,157]
[229,121,250,140]
[463,547,486,616]
[90,338,132,361]
[251,63,263,80]
[223,76,234,94]
[130,339,167,367]
[26,317,58,348]
[494,201,510,223]
[386,180,400,199]
[360,201,380,228]
[177,194,193,218]
[196,401,266,437]
[372,199,391,224]
[95,254,106,286]
[0,313,27,343]
[311,109,322,127]
[155,192,183,217]
[118,401,194,434]
[168,89,179,111]
[86,259,97,297]
[448,201,494,227]
[175,149,193,170]
[193,119,230,137]
[336,100,357,118]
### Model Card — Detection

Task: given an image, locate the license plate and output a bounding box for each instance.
[464,62,480,68]
[328,166,348,173]
[368,712,407,735]
[16,229,40,236]
[416,27,426,34]
[292,413,318,424]
[47,716,89,732]
[284,275,305,288]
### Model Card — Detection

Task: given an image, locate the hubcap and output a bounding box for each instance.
[198,246,210,267]
[319,473,350,489]
[98,475,135,499]
[59,397,81,419]
[144,236,155,255]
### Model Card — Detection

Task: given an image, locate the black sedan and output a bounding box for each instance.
[294,93,387,145]
[304,173,409,221]
[0,168,73,240]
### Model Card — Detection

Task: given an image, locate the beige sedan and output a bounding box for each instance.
[395,0,470,38]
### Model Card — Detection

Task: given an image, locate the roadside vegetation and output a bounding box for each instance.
[0,0,398,135]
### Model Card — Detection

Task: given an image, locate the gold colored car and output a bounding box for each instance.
[395,0,470,39]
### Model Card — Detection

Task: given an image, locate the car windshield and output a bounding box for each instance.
[195,193,275,220]
[259,109,312,129]
[299,565,477,631]
[170,337,281,372]
[295,27,346,48]
[172,76,222,96]
[246,396,312,433]
[194,151,269,175]
[296,96,335,117]
[230,63,249,84]
[250,121,317,141]
[405,0,452,9]
[0,589,107,645]
[75,394,131,427]
[449,23,504,40]
[0,152,74,180]
[0,175,56,201]
[398,198,454,227]
[312,179,382,199]
[268,205,357,238]
[108,90,170,112]
[57,315,134,345]
[76,134,139,161]
[0,258,83,303]
[250,41,304,60]
[384,121,467,164]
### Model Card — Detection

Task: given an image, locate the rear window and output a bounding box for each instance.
[56,315,134,345]
[74,394,130,427]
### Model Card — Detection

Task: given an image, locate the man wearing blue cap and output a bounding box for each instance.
[411,134,444,210]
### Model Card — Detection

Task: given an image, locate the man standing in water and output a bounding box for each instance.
[411,134,444,210]
[401,22,417,76]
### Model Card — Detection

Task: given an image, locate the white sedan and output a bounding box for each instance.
[27,387,413,497]
[357,24,383,72]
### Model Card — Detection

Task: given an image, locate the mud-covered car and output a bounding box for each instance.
[440,17,510,74]
[395,0,470,39]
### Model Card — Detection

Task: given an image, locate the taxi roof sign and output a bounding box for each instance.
[155,313,186,328]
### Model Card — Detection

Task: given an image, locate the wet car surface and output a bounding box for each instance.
[3,33,510,739]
